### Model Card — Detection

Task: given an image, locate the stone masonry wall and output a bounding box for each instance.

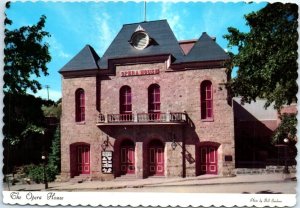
[99,61,235,177]
[61,76,104,181]
[61,60,235,180]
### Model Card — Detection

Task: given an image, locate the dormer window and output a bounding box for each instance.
[131,31,150,50]
[129,25,150,50]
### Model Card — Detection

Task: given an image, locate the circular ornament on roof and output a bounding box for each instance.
[131,31,150,50]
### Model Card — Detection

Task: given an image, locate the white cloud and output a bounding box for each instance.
[59,51,71,59]
[96,13,112,53]
[47,35,71,59]
[159,2,186,40]
[92,11,116,55]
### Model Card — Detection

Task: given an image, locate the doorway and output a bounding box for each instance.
[77,145,90,174]
[120,139,135,175]
[199,145,218,174]
[70,143,90,177]
[148,140,165,176]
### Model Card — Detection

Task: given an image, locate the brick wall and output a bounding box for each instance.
[60,60,235,180]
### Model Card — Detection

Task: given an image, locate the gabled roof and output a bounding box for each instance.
[182,32,230,63]
[179,39,197,55]
[59,45,100,72]
[60,21,230,74]
[98,20,184,69]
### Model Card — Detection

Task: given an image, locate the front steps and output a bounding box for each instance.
[69,174,91,183]
[115,174,139,181]
[54,174,62,182]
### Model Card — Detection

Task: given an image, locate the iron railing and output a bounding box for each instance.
[107,113,133,123]
[97,112,188,124]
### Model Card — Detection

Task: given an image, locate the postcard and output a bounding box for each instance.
[1,0,298,207]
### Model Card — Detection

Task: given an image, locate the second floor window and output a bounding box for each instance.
[148,84,160,113]
[75,88,85,122]
[120,86,132,114]
[201,80,213,120]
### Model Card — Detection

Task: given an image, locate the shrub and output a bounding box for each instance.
[47,126,61,181]
[4,126,61,184]
[26,164,58,183]
[23,127,61,183]
[27,165,44,183]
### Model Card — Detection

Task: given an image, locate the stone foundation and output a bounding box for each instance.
[234,166,297,175]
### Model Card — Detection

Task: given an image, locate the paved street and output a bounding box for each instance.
[109,181,296,194]
[3,173,296,194]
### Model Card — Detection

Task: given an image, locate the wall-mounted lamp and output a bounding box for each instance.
[171,133,177,150]
[218,82,226,91]
[102,135,109,150]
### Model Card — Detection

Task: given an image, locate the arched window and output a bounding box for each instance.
[201,80,213,120]
[148,84,160,114]
[120,86,132,114]
[75,89,85,122]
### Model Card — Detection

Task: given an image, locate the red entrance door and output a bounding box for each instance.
[149,140,164,176]
[200,146,218,174]
[120,140,135,175]
[77,145,90,174]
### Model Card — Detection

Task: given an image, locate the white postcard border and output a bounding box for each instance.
[1,0,299,207]
[2,191,297,207]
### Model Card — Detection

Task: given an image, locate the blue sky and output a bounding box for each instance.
[6,1,267,101]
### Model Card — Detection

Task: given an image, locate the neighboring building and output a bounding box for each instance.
[59,20,235,181]
[233,98,278,168]
[233,98,297,168]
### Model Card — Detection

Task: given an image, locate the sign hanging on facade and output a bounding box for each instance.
[120,69,160,77]
[101,151,113,174]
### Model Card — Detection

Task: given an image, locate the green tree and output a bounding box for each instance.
[272,113,297,144]
[26,126,61,183]
[224,3,298,110]
[3,93,48,145]
[4,3,52,177]
[4,3,51,94]
[46,126,61,181]
[4,2,52,145]
[42,99,62,118]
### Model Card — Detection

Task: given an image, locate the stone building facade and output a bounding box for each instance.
[59,20,235,181]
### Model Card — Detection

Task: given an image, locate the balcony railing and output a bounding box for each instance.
[97,112,188,125]
[107,113,133,122]
[137,113,166,122]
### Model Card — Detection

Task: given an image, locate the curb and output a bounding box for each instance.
[41,178,295,192]
[4,174,296,192]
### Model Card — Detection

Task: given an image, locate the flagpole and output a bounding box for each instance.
[144,0,147,22]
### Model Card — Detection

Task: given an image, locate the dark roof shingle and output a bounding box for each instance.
[60,20,230,73]
[98,20,184,69]
[183,32,230,62]
[59,45,100,72]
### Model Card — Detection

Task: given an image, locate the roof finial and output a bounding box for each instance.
[144,0,147,22]
[135,25,145,32]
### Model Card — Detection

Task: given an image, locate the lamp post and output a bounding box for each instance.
[283,138,290,174]
[41,154,48,189]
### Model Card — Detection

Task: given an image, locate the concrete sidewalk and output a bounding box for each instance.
[3,173,296,192]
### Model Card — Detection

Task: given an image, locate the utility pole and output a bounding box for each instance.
[45,85,50,101]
